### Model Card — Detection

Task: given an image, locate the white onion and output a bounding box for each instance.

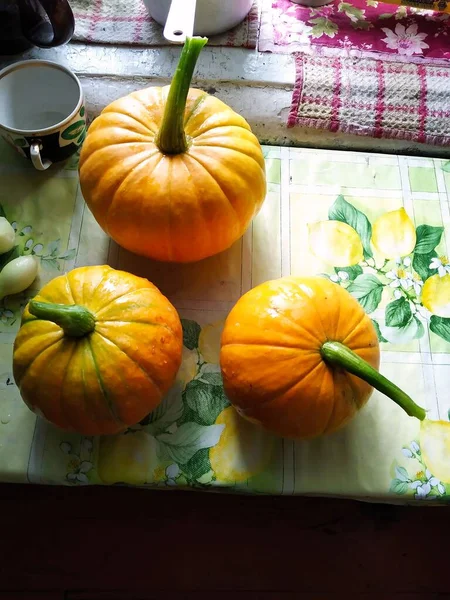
[0,217,15,254]
[0,256,39,301]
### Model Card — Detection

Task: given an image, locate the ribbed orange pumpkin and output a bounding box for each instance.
[13,265,183,435]
[79,37,266,263]
[220,276,425,440]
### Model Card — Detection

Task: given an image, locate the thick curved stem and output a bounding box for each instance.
[156,36,208,155]
[29,300,96,338]
[320,340,426,421]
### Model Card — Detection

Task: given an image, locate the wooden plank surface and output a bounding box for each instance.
[0,484,448,599]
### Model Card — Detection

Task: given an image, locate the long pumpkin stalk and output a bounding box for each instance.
[320,341,426,421]
[29,301,95,338]
[156,36,208,155]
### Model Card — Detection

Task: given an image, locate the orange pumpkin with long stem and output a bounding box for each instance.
[220,276,426,440]
[79,37,266,263]
[13,265,183,435]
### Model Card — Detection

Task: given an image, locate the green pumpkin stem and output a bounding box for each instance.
[156,36,208,155]
[320,341,426,421]
[29,301,96,338]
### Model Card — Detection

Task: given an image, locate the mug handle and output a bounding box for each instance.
[18,0,75,48]
[163,0,196,43]
[30,142,52,171]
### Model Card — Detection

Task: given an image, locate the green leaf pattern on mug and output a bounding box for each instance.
[59,106,87,149]
[61,120,85,141]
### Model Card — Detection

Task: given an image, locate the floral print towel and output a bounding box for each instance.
[259,0,450,64]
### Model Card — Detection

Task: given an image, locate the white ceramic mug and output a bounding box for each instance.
[0,59,86,171]
[143,0,254,41]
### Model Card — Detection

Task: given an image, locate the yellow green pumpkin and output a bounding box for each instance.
[13,265,183,435]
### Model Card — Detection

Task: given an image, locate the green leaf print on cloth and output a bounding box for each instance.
[307,194,450,347]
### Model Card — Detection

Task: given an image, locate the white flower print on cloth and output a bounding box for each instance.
[386,257,423,297]
[166,463,181,486]
[391,440,447,501]
[0,308,14,325]
[429,255,450,277]
[386,258,412,290]
[402,440,420,457]
[330,270,350,284]
[60,440,94,485]
[66,460,93,484]
[272,5,313,46]
[381,23,429,56]
[411,468,446,500]
[410,272,424,296]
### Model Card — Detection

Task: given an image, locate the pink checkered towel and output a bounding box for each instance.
[71,0,260,48]
[289,54,450,145]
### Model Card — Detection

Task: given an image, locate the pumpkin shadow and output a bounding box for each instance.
[110,235,246,308]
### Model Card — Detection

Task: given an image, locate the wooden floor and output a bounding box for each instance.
[0,483,448,600]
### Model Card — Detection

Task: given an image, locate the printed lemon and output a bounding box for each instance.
[198,320,225,364]
[420,419,450,483]
[98,430,159,485]
[308,220,364,267]
[176,346,199,389]
[209,406,274,483]
[371,208,416,259]
[422,273,450,318]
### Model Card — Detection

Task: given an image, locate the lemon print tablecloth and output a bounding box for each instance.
[0,140,449,504]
